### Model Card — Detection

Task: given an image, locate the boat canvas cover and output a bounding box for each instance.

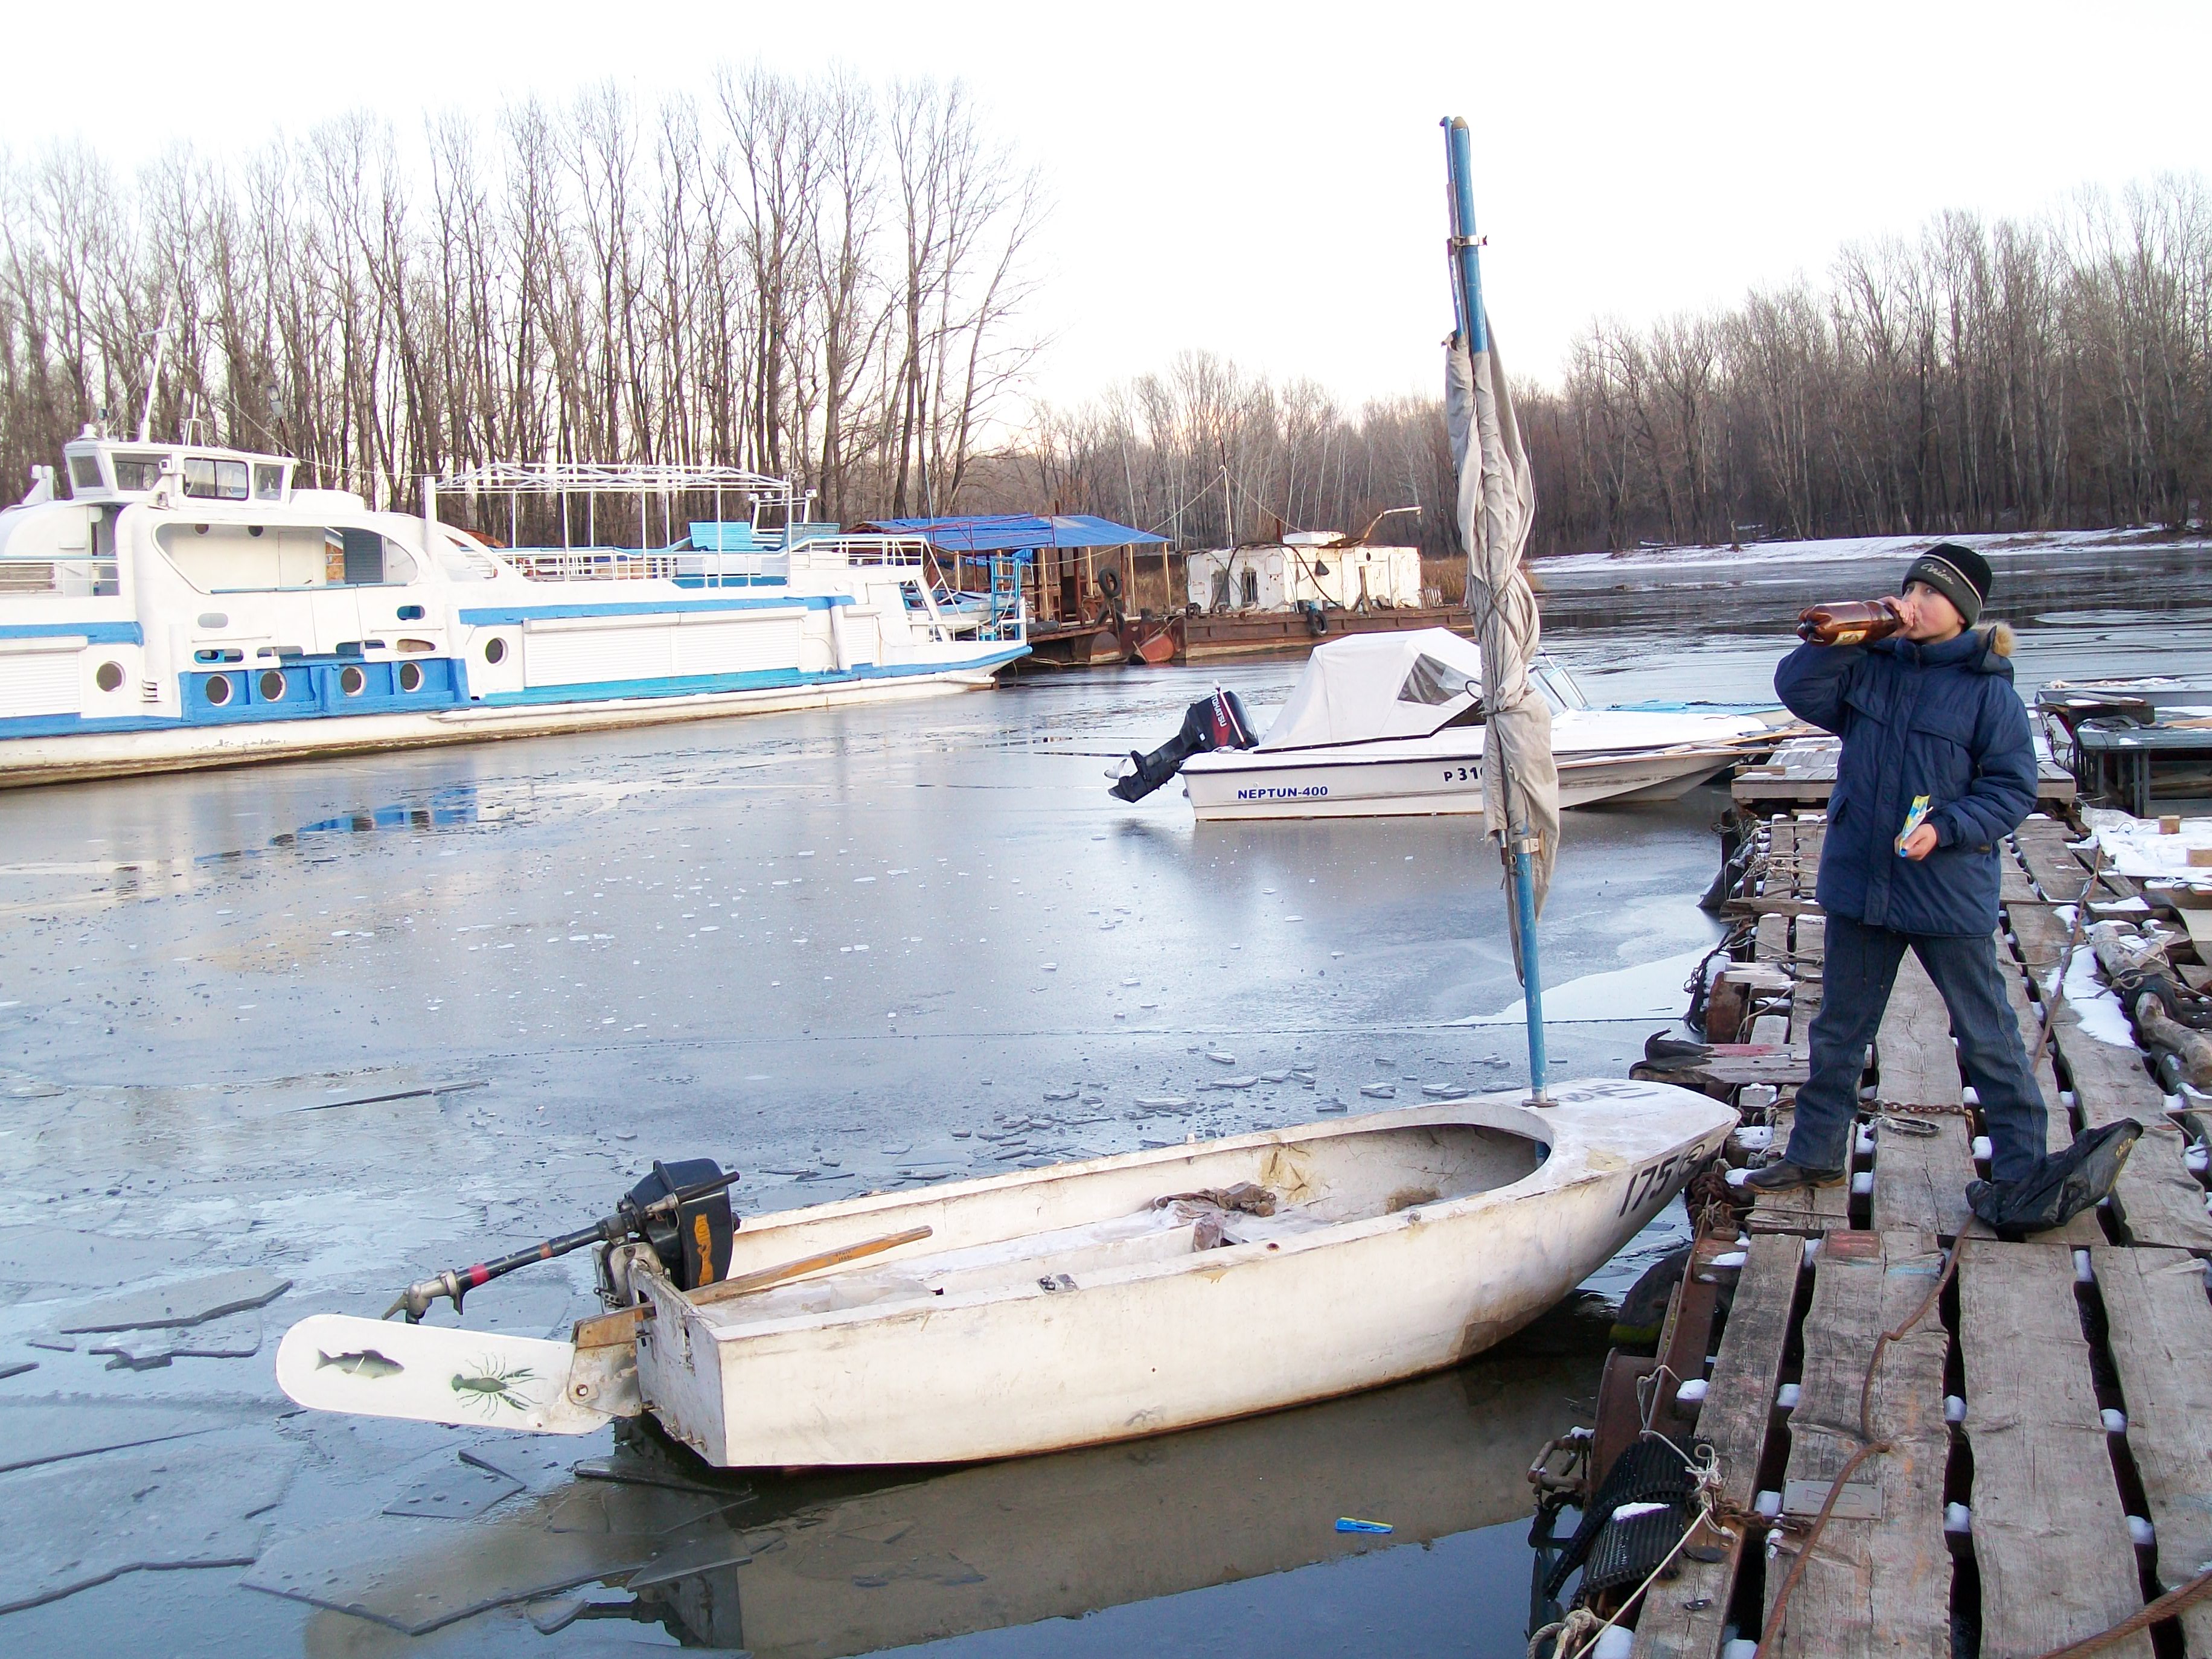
[1256,628,1485,751]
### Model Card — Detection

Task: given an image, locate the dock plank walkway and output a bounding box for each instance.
[1735,737,2076,810]
[1629,1233,1803,1659]
[1762,1229,1950,1658]
[2093,1245,2212,1655]
[1961,1244,2153,1659]
[1613,797,2212,1659]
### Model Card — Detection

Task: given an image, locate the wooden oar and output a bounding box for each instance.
[690,1224,933,1307]
[573,1224,937,1349]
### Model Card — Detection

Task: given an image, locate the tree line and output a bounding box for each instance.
[4,85,2205,562]
[0,66,1043,543]
[1018,175,2212,560]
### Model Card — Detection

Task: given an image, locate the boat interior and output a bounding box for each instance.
[694,1120,1549,1331]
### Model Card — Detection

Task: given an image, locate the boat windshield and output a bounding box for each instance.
[1397,653,1476,707]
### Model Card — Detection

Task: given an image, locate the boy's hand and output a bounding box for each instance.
[1899,823,1939,861]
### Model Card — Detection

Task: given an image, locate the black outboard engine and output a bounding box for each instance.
[1109,688,1258,802]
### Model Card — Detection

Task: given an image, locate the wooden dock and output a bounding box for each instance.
[1600,807,2212,1659]
[1734,735,2077,810]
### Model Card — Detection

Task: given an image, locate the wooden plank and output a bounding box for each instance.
[1871,954,1976,1239]
[1761,1230,1949,1659]
[1962,1244,2152,1659]
[2092,1245,2212,1655]
[1790,914,1826,1046]
[1757,912,1791,964]
[1631,1233,1803,1659]
[1750,1108,1853,1235]
[2018,815,2130,904]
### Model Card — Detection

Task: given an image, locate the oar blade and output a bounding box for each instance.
[276,1312,615,1436]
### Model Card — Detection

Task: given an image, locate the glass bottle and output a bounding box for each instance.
[1797,601,1903,647]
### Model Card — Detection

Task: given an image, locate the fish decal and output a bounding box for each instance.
[317,1347,404,1379]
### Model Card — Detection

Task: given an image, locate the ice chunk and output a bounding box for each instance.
[2130,1515,2156,1547]
[1776,1383,1800,1410]
[1593,1627,1633,1659]
[1973,1136,1994,1161]
[385,1456,525,1519]
[1673,1379,1708,1404]
[2074,1248,2095,1284]
[1946,1395,1967,1424]
[1754,1489,1783,1518]
[1613,1500,1671,1520]
[61,1269,291,1334]
[2103,1408,2127,1433]
[1851,1171,1874,1194]
[1710,1251,1747,1270]
[1207,1052,1237,1066]
[1945,1503,1972,1535]
[1723,1166,1750,1188]
[1360,1084,1396,1100]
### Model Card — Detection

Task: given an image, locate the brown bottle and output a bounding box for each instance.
[1797,600,1903,647]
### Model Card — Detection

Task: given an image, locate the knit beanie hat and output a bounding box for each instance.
[1901,542,1991,628]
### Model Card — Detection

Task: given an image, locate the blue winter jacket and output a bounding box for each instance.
[1773,626,2036,936]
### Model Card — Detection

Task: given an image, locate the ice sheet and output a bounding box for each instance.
[1460,945,1710,1026]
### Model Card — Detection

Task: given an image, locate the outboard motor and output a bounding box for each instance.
[1109,688,1258,802]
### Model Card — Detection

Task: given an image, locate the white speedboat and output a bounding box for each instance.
[0,435,1026,787]
[1113,629,1769,820]
[276,1076,1730,1466]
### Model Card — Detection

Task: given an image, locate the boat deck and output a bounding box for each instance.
[1612,810,2212,1658]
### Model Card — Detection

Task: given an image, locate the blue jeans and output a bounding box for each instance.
[1783,913,2047,1183]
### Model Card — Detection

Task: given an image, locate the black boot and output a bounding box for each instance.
[1742,1159,1846,1193]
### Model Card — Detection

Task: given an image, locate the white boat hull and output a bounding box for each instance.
[1182,739,1747,820]
[0,661,1003,789]
[636,1077,1731,1466]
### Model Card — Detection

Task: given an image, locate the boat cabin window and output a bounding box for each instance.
[68,453,105,491]
[112,454,164,491]
[154,522,419,592]
[253,464,285,502]
[1397,653,1477,708]
[183,457,249,501]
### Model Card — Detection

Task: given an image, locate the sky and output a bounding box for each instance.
[7,1,2209,417]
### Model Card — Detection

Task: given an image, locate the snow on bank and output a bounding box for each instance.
[1537,527,2179,577]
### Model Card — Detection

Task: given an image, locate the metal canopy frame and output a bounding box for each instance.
[424,460,809,557]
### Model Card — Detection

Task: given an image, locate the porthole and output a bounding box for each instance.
[94,661,124,692]
[397,661,424,693]
[484,637,507,665]
[259,670,287,702]
[339,665,365,696]
[205,675,232,707]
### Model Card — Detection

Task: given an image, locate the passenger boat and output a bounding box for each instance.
[276,1075,1731,1466]
[1111,628,1772,819]
[0,434,1026,787]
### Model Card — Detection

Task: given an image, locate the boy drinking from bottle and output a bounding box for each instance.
[1746,543,2047,1198]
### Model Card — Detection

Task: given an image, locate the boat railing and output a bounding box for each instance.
[788,534,932,572]
[0,554,121,597]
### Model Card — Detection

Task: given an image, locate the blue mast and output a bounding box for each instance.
[1442,116,1548,1103]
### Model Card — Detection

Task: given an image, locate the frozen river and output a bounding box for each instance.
[2,532,2210,1655]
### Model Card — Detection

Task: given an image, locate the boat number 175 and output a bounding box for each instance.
[1617,1141,1713,1216]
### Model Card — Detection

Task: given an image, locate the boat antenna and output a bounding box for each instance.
[137,294,176,444]
[1442,115,1549,1105]
[1345,504,1420,547]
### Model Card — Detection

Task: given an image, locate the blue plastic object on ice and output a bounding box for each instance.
[1335,1517,1393,1534]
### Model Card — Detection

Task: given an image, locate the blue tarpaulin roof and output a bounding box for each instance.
[860,514,1167,553]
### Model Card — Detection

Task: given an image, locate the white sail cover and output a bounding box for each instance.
[1446,325,1558,917]
[1255,628,1484,750]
